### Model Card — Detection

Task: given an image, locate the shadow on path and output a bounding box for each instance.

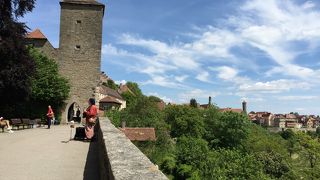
[83,141,100,180]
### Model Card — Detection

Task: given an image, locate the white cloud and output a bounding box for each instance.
[148,92,173,103]
[115,80,127,85]
[144,75,186,88]
[175,75,188,83]
[210,66,251,86]
[277,95,319,101]
[101,0,320,109]
[241,97,265,103]
[119,34,200,70]
[102,44,128,56]
[295,107,306,112]
[196,71,210,82]
[302,1,315,9]
[238,0,320,79]
[186,29,240,58]
[239,79,311,93]
[213,66,238,80]
[178,89,220,103]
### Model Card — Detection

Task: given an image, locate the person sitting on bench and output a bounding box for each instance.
[0,117,14,133]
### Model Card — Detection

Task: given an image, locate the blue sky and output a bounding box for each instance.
[22,0,320,114]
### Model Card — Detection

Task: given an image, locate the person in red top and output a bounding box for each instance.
[47,105,54,129]
[83,98,97,139]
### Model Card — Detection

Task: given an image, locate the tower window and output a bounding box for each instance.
[75,45,81,50]
[76,20,81,24]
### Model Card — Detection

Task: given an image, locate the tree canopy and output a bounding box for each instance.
[106,80,320,179]
[29,47,70,105]
[0,0,36,106]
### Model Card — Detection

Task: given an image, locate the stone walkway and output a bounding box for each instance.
[0,125,99,180]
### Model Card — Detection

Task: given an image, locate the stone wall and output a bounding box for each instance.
[25,39,57,60]
[96,117,168,180]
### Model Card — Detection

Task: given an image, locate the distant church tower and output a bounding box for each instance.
[59,0,104,123]
[242,100,247,115]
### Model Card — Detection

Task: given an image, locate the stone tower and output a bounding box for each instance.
[59,0,105,123]
[242,100,247,115]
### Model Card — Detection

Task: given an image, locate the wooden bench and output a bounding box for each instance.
[11,118,23,130]
[35,118,47,127]
[29,119,37,128]
[21,118,33,129]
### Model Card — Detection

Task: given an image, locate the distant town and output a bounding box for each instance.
[196,98,320,132]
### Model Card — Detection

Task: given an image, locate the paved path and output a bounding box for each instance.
[0,125,99,180]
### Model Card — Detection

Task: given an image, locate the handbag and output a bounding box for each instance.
[88,117,96,123]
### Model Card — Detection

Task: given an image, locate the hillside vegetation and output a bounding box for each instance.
[107,83,320,180]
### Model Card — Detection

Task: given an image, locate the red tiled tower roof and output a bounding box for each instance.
[26,29,47,39]
[219,108,243,113]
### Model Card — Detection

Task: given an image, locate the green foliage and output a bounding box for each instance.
[106,110,121,127]
[0,0,36,115]
[165,105,205,138]
[107,82,320,179]
[29,48,70,104]
[121,91,138,108]
[175,137,209,179]
[126,81,142,96]
[102,79,118,90]
[296,132,320,168]
[121,96,163,127]
[0,47,69,119]
[205,111,249,149]
[148,95,162,103]
[160,155,177,175]
[176,136,209,168]
[255,151,290,179]
[280,129,295,140]
[204,149,268,180]
[316,127,320,136]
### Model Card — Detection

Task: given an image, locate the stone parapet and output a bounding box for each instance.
[96,117,168,180]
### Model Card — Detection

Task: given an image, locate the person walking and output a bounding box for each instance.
[47,105,54,129]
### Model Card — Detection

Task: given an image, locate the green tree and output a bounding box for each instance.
[126,81,142,96]
[204,149,268,180]
[22,48,70,119]
[316,127,320,137]
[165,105,205,138]
[29,48,70,105]
[244,124,288,155]
[189,98,197,108]
[102,79,118,90]
[0,0,36,116]
[255,151,290,179]
[206,111,249,148]
[176,136,209,179]
[121,91,137,108]
[106,109,121,127]
[280,129,295,140]
[297,132,320,168]
[121,95,163,128]
[148,95,162,103]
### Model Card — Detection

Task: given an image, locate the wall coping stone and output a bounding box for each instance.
[99,117,168,180]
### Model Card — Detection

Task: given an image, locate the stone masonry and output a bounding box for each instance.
[27,0,105,123]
